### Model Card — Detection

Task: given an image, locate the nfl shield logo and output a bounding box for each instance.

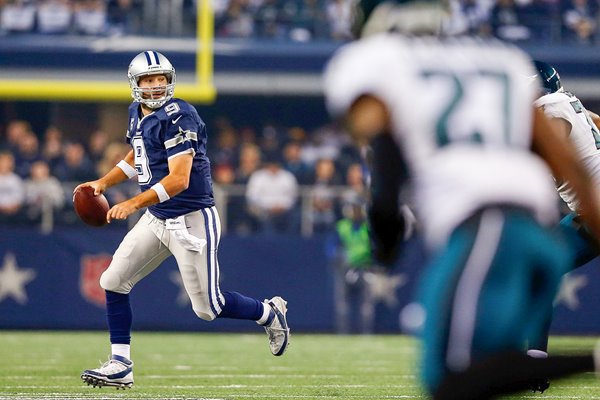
[80,254,112,308]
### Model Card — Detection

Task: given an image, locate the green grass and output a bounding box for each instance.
[0,331,598,399]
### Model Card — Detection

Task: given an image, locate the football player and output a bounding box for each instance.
[534,60,600,268]
[324,1,600,398]
[527,60,600,392]
[76,51,290,389]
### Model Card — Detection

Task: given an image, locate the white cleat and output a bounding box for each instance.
[263,296,290,356]
[81,355,134,389]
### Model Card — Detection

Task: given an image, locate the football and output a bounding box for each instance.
[73,186,109,227]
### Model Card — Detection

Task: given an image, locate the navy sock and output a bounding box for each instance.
[105,290,132,345]
[218,291,264,320]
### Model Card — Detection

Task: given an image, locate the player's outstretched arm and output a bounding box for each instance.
[347,94,410,266]
[74,150,136,196]
[531,107,600,240]
[107,152,193,222]
[368,132,409,266]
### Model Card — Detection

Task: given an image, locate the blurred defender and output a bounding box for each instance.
[76,51,290,389]
[324,2,600,398]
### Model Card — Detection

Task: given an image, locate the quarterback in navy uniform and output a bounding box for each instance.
[76,51,290,389]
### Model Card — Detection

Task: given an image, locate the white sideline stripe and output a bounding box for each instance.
[1,397,597,400]
[4,373,416,380]
[2,384,420,389]
[2,384,419,389]
[520,397,600,399]
[1,394,598,400]
[143,373,415,379]
[117,384,419,389]
[0,398,225,400]
[0,397,420,400]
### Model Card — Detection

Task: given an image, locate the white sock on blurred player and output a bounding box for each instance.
[527,349,548,359]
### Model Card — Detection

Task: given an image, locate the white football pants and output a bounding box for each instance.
[99,207,225,321]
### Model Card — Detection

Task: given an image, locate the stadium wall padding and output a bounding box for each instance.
[1,36,598,77]
[0,226,599,334]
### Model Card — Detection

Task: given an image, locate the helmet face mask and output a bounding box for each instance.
[533,60,562,95]
[351,0,381,38]
[128,51,176,109]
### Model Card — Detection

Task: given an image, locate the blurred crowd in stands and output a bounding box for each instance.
[0,0,127,36]
[0,119,134,227]
[0,0,354,40]
[0,117,367,235]
[0,0,599,44]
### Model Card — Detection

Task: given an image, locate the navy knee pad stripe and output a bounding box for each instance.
[201,208,221,317]
[208,206,224,308]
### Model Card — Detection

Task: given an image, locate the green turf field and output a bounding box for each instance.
[0,331,598,399]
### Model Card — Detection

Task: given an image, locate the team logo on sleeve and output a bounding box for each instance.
[165,126,198,150]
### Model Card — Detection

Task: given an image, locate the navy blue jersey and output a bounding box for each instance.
[126,98,214,219]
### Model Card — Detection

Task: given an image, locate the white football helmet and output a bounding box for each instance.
[127,50,176,109]
[352,0,446,38]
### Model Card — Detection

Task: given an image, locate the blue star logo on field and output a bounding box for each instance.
[554,273,588,310]
[0,252,36,305]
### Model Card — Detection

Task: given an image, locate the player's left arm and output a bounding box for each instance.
[368,131,410,267]
[107,107,199,222]
[74,150,135,196]
[546,116,571,140]
[347,94,410,266]
[106,153,193,222]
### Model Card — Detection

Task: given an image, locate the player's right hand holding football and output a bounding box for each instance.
[74,180,107,196]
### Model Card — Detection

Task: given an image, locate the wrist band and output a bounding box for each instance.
[117,160,137,179]
[151,182,170,203]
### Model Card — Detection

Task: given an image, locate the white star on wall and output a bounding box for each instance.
[554,273,588,310]
[0,252,36,305]
[364,272,407,307]
[169,271,190,306]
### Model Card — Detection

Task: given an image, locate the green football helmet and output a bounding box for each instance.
[533,60,563,94]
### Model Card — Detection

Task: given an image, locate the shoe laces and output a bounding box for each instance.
[267,322,286,335]
[95,358,128,374]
